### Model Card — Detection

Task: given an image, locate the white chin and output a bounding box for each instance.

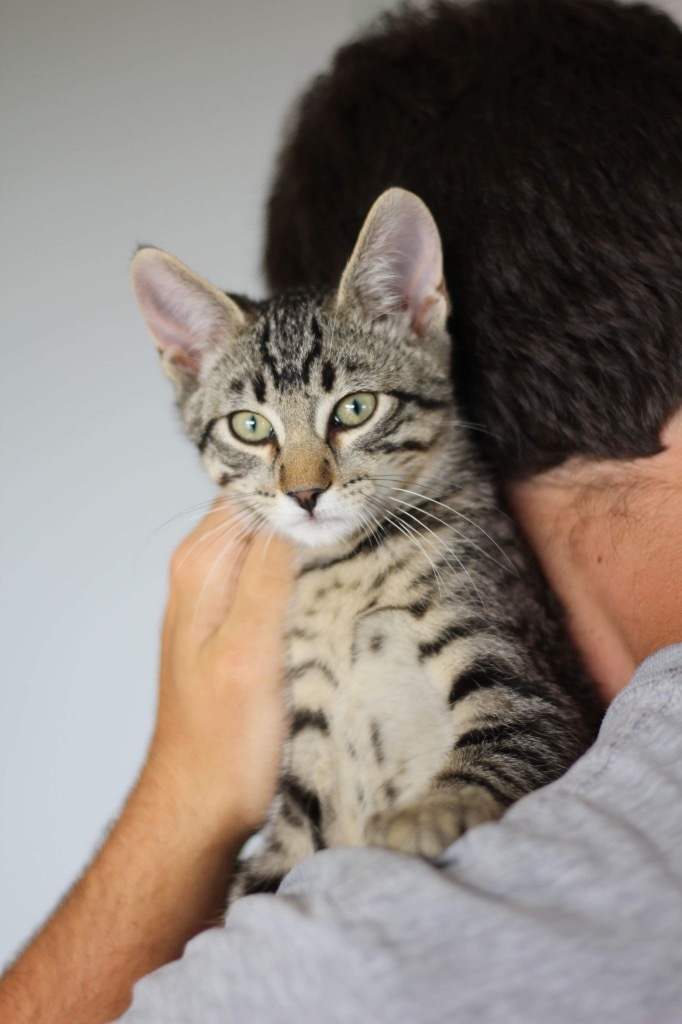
[282,516,358,548]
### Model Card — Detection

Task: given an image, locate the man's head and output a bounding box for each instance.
[265,0,682,480]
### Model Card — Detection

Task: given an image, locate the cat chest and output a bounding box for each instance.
[287,556,426,676]
[286,561,458,842]
[287,550,476,692]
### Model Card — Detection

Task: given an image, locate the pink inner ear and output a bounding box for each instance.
[405,234,446,337]
[406,231,440,301]
[132,251,227,377]
[369,195,445,334]
[146,305,204,371]
[341,188,446,336]
[411,278,447,338]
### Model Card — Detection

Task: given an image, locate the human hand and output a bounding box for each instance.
[145,501,295,845]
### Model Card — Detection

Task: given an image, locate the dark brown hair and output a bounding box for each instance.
[265,0,682,479]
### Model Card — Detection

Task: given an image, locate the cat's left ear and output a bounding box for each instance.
[130,246,246,387]
[336,188,449,339]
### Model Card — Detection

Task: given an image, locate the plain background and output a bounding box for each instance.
[1,0,681,969]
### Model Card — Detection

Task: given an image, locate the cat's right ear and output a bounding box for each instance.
[130,247,245,386]
[336,188,449,340]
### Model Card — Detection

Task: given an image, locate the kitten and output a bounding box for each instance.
[131,188,600,901]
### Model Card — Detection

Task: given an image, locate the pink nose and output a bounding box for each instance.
[287,487,326,514]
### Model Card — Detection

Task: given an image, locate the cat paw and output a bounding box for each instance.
[365,786,504,859]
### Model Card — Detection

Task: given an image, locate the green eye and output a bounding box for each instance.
[229,410,274,444]
[332,392,377,429]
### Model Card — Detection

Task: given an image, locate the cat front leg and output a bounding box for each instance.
[365,721,534,859]
[365,783,505,859]
[365,657,577,859]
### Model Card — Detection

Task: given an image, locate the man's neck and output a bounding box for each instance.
[507,409,682,704]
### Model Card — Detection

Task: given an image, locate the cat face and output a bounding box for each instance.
[132,188,456,549]
[180,295,452,548]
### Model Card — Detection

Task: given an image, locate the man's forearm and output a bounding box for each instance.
[0,758,242,1024]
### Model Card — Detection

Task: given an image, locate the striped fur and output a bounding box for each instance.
[131,195,601,909]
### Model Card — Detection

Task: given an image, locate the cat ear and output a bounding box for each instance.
[336,188,449,338]
[130,247,246,384]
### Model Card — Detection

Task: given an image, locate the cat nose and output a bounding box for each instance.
[287,487,327,514]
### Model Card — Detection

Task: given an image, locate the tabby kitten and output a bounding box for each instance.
[131,188,599,901]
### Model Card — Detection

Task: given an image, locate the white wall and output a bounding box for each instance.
[0,0,394,967]
[2,0,681,969]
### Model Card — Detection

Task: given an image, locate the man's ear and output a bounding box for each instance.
[130,247,246,385]
[336,188,449,338]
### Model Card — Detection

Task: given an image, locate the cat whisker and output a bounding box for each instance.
[386,486,519,577]
[371,495,485,609]
[353,503,387,552]
[210,525,265,625]
[143,489,269,552]
[368,497,447,596]
[390,504,486,612]
[260,521,281,566]
[372,473,514,523]
[172,505,260,582]
[384,492,513,578]
[149,496,234,536]
[192,511,267,631]
[133,496,241,567]
[440,417,516,449]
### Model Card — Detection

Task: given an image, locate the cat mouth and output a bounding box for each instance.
[282,513,357,548]
[300,512,342,531]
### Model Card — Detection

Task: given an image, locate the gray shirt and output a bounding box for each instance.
[118,643,682,1023]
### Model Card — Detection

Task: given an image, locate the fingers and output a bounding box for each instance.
[167,499,253,632]
[226,531,295,637]
[167,501,295,645]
